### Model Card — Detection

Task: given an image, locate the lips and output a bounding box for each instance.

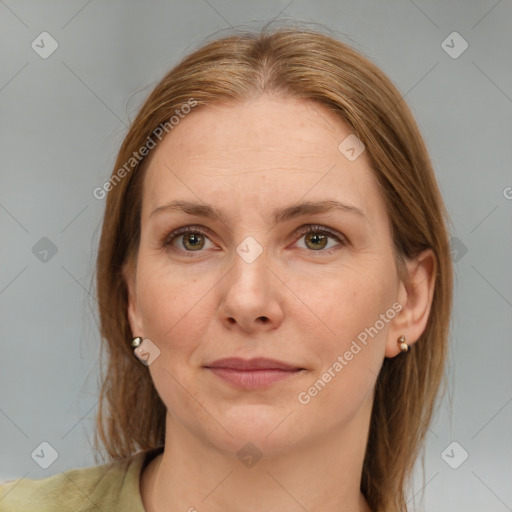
[204,358,304,389]
[206,357,301,371]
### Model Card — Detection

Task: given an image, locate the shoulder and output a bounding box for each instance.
[0,450,154,512]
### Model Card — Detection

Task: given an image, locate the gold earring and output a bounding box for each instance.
[398,335,409,353]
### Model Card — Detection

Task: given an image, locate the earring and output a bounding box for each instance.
[398,335,409,353]
[131,337,143,349]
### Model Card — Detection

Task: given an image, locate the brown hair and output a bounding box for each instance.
[95,24,453,512]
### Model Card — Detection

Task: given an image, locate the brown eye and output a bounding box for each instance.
[181,232,205,251]
[295,225,346,254]
[304,232,328,250]
[163,226,214,253]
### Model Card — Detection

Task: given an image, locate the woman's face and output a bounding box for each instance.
[125,96,405,456]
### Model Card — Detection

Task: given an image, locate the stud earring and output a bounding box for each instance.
[131,336,143,351]
[398,335,409,353]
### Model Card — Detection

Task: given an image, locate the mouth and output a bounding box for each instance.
[204,357,305,390]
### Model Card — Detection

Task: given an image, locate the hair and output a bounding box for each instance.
[94,23,453,512]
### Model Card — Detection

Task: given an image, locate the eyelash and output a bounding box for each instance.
[161,224,347,256]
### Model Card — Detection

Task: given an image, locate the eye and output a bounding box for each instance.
[161,224,347,256]
[294,224,346,254]
[162,226,215,254]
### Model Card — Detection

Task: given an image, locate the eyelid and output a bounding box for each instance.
[293,224,346,242]
[160,225,215,250]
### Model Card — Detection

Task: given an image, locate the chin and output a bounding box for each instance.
[205,405,304,458]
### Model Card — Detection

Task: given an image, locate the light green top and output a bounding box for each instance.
[0,448,162,512]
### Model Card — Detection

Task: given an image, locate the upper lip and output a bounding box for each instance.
[205,357,302,371]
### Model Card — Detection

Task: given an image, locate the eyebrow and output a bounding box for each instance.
[149,199,367,225]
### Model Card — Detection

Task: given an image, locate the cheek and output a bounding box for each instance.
[135,261,214,354]
[135,264,212,413]
[297,260,395,342]
[299,260,397,386]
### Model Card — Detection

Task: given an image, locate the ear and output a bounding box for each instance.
[122,261,145,339]
[385,249,436,358]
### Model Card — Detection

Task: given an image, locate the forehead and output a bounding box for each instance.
[141,96,384,223]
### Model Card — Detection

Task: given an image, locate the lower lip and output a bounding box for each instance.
[207,367,301,389]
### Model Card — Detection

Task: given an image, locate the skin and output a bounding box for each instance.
[124,95,436,512]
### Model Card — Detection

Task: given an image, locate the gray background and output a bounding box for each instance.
[1,1,511,510]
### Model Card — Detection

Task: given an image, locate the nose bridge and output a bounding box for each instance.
[230,234,270,292]
[218,232,284,331]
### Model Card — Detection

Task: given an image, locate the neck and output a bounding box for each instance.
[141,400,373,512]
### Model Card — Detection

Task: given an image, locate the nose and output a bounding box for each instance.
[218,246,284,333]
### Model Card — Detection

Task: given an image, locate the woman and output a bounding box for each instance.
[0,26,452,512]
